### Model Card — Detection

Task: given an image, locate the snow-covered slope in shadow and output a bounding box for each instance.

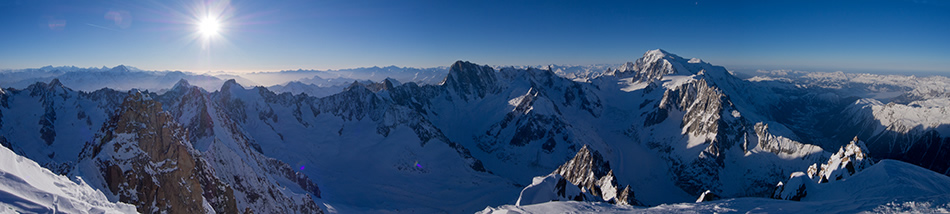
[0,143,137,213]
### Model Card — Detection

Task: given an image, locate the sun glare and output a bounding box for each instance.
[187,0,234,59]
[198,16,220,37]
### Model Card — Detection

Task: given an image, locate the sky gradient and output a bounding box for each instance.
[1,0,948,73]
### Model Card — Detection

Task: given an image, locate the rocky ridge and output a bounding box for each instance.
[75,92,238,213]
[516,145,640,206]
[772,137,874,200]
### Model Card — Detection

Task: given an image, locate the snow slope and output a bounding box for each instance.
[0,143,137,213]
[211,79,514,213]
[480,195,950,214]
[482,159,950,213]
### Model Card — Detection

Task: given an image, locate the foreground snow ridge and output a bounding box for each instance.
[0,145,137,213]
[483,160,950,213]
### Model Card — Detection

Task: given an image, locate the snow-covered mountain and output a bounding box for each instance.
[156,80,323,213]
[2,49,949,213]
[72,92,236,213]
[1,65,444,94]
[0,80,324,213]
[745,69,950,176]
[0,65,227,92]
[207,50,831,211]
[499,64,619,82]
[234,66,447,87]
[265,77,402,98]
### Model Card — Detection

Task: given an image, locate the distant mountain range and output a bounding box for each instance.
[1,50,948,213]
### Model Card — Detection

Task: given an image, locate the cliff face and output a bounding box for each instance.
[78,92,238,213]
[159,81,323,213]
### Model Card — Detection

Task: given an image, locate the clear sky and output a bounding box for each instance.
[0,0,948,73]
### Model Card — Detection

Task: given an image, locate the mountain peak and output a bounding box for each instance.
[220,79,243,92]
[382,78,395,90]
[173,79,192,90]
[441,60,499,100]
[343,80,365,92]
[48,78,63,88]
[608,49,690,82]
[43,78,70,93]
[539,145,641,206]
[25,78,71,95]
[555,144,610,180]
[110,65,131,72]
[644,49,671,57]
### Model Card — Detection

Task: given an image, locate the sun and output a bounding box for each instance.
[198,16,220,37]
[188,0,233,51]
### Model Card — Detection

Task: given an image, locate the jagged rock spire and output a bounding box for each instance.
[772,136,874,201]
[517,145,642,206]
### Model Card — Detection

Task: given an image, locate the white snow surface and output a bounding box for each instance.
[515,174,586,206]
[746,69,950,101]
[0,145,137,213]
[859,98,950,135]
[482,160,950,213]
[480,196,950,214]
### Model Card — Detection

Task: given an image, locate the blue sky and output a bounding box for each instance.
[0,0,947,73]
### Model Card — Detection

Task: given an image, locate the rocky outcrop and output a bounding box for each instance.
[77,92,238,213]
[772,137,874,201]
[517,145,641,206]
[695,190,719,202]
[809,136,874,183]
[771,172,811,201]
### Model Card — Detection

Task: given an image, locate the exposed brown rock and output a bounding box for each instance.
[88,92,238,213]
